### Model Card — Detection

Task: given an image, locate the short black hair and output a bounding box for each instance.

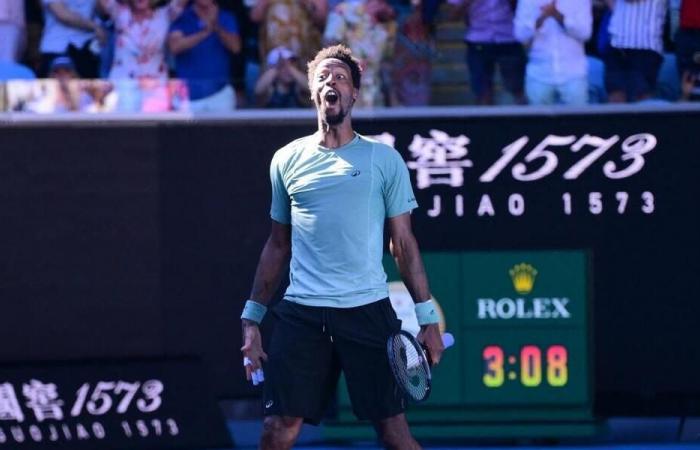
[307,44,362,90]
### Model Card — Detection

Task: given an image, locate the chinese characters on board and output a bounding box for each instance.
[0,379,178,446]
[372,130,658,218]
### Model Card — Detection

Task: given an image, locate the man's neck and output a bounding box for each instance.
[316,120,355,149]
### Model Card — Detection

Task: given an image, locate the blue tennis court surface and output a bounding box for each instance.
[222,418,700,449]
[286,447,700,450]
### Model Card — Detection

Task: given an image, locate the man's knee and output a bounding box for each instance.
[260,416,303,450]
[374,414,420,450]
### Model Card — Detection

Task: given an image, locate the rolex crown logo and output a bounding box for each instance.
[509,263,538,295]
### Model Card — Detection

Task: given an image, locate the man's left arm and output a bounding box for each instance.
[513,0,537,44]
[388,213,444,365]
[557,1,593,41]
[167,0,188,21]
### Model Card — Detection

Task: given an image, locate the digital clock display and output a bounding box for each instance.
[483,344,568,388]
[462,328,590,405]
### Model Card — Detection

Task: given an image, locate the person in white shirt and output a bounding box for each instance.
[39,0,106,78]
[514,0,592,105]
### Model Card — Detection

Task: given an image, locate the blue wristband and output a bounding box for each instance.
[241,300,267,324]
[415,300,439,325]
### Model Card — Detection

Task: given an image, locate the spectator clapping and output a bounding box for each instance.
[514,0,592,105]
[169,0,241,111]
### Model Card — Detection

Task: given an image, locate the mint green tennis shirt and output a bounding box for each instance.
[269,133,418,308]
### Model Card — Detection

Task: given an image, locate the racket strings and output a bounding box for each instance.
[388,334,430,401]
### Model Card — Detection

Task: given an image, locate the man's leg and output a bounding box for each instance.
[675,29,700,79]
[558,76,589,105]
[259,415,303,450]
[466,42,495,105]
[525,75,556,105]
[261,301,339,445]
[628,49,663,102]
[189,84,236,112]
[331,300,414,447]
[497,43,527,105]
[372,413,421,450]
[604,47,628,103]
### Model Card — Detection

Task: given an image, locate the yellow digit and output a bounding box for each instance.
[483,346,504,388]
[547,345,568,387]
[520,345,542,387]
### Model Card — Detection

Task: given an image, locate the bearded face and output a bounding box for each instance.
[311,58,357,126]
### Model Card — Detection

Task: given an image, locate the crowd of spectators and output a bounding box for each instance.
[0,0,698,113]
[454,0,699,104]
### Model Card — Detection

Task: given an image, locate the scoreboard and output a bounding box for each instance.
[457,251,590,410]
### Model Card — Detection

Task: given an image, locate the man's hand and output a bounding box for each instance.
[540,1,558,16]
[536,1,562,28]
[204,3,220,31]
[278,57,292,71]
[93,25,107,44]
[240,321,268,381]
[681,70,698,100]
[417,323,444,366]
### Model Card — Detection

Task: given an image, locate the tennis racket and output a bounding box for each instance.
[386,331,454,402]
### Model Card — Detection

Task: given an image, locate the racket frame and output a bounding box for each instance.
[386,330,432,403]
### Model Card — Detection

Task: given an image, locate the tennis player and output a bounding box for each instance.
[240,44,444,450]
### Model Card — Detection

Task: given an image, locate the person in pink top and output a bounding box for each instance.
[99,0,188,80]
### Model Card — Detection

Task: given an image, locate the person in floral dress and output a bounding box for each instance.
[250,0,328,66]
[99,0,188,80]
[323,0,397,107]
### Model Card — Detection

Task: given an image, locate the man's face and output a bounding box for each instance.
[311,58,357,126]
[130,0,150,11]
[277,58,296,83]
[51,67,76,82]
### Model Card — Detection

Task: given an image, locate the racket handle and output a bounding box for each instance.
[442,332,455,349]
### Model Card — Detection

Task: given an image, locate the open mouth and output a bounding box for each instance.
[324,90,339,105]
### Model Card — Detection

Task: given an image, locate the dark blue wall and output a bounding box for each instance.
[0,110,698,415]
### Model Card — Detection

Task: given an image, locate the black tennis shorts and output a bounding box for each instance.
[262,298,405,424]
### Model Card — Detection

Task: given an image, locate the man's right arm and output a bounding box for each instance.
[247,220,292,308]
[513,0,537,44]
[168,29,212,55]
[254,65,279,96]
[47,1,101,33]
[240,220,290,379]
